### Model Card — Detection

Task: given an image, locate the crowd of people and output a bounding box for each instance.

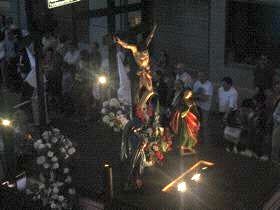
[150,51,280,163]
[0,19,105,124]
[0,17,280,165]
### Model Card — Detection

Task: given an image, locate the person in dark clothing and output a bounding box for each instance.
[89,42,101,70]
[17,35,34,102]
[74,50,93,119]
[254,55,275,90]
[154,70,167,107]
[238,97,268,159]
[5,29,21,92]
[157,50,169,70]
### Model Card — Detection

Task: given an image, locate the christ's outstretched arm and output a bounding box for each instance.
[114,36,137,54]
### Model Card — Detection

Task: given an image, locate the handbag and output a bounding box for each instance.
[226,110,241,127]
[224,126,242,144]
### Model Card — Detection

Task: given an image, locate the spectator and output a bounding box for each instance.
[42,48,56,109]
[63,42,80,66]
[17,33,38,123]
[218,77,238,121]
[73,50,92,119]
[174,63,192,89]
[0,15,5,32]
[171,79,184,109]
[240,96,268,159]
[271,80,280,163]
[49,35,68,115]
[157,50,169,71]
[89,41,101,70]
[62,42,80,115]
[254,55,274,90]
[193,71,213,143]
[253,86,266,108]
[154,70,168,107]
[61,67,74,116]
[56,35,68,56]
[239,99,256,155]
[5,29,21,91]
[164,72,176,107]
[17,33,34,101]
[41,32,57,53]
[0,31,5,86]
[2,17,14,39]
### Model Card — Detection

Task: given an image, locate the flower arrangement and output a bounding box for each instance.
[26,128,77,209]
[135,126,173,166]
[102,97,174,176]
[101,98,130,132]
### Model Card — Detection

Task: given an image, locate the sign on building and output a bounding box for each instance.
[47,0,80,9]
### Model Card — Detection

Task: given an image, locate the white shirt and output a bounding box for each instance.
[64,50,80,65]
[24,47,37,88]
[218,86,238,113]
[193,80,213,111]
[176,72,192,88]
[25,47,47,88]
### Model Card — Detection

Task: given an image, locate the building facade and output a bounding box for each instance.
[4,0,280,93]
[0,0,27,29]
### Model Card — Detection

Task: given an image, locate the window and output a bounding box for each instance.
[128,11,142,27]
[225,1,280,66]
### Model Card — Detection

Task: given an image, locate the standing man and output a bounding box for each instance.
[218,77,239,148]
[271,81,280,163]
[18,33,35,105]
[5,29,20,92]
[218,77,238,121]
[0,31,5,87]
[193,71,213,143]
[175,63,193,89]
[18,32,47,125]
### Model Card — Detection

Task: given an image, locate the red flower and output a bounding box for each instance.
[134,103,154,123]
[135,105,145,122]
[155,151,164,161]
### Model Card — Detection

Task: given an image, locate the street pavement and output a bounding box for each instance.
[52,112,280,210]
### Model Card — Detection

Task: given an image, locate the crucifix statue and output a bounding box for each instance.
[114,25,157,109]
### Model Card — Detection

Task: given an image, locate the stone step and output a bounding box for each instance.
[79,197,104,210]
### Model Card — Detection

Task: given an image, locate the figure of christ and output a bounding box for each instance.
[113,25,157,108]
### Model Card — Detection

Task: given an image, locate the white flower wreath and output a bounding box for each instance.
[26,128,76,209]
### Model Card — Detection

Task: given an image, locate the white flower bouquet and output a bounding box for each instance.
[101,98,130,132]
[26,128,77,209]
